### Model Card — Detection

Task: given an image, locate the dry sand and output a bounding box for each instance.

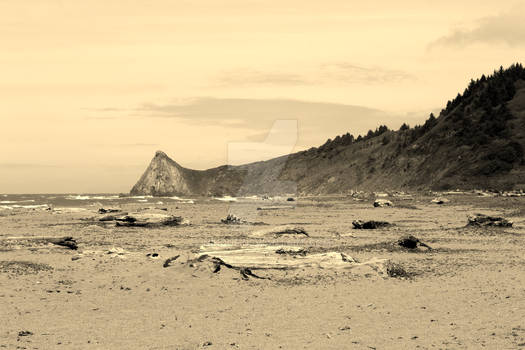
[1,195,525,349]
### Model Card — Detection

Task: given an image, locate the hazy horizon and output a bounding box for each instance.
[2,0,525,193]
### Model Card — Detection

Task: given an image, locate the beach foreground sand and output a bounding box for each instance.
[1,195,525,349]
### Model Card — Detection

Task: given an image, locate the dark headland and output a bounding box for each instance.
[131,64,525,196]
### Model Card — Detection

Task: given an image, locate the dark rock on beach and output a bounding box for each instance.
[352,220,391,229]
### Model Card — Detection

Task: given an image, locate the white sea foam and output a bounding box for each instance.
[167,196,195,203]
[0,200,36,204]
[66,195,120,200]
[213,196,238,202]
[1,204,49,210]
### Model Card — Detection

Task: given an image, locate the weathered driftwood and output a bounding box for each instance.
[163,255,180,267]
[98,208,122,214]
[47,237,78,250]
[221,214,245,225]
[194,244,383,270]
[113,213,186,227]
[256,206,295,210]
[373,199,393,207]
[275,247,308,256]
[250,225,308,237]
[99,213,128,221]
[352,220,391,229]
[397,235,431,250]
[1,236,79,250]
[431,197,449,204]
[467,213,513,227]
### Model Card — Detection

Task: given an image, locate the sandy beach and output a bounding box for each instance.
[1,194,524,349]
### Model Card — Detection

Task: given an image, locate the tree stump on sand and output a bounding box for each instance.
[397,235,431,250]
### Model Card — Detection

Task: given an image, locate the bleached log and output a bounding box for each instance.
[250,225,308,237]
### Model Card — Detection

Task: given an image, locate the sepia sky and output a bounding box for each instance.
[2,0,525,193]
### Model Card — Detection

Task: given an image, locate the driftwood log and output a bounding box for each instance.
[373,199,393,207]
[397,235,431,250]
[113,213,185,227]
[467,214,513,227]
[431,198,449,204]
[256,206,295,211]
[195,244,383,270]
[98,208,122,214]
[352,220,391,229]
[250,225,308,237]
[221,214,245,225]
[166,244,388,280]
[1,236,78,250]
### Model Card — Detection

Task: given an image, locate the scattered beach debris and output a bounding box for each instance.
[397,235,432,250]
[257,205,295,210]
[467,213,513,227]
[374,192,389,198]
[431,197,449,204]
[113,213,187,227]
[99,213,128,221]
[392,192,413,199]
[501,190,525,197]
[373,199,393,207]
[250,225,308,237]
[442,190,467,195]
[18,331,33,337]
[0,236,78,250]
[474,190,495,197]
[163,255,180,268]
[45,236,78,250]
[98,208,121,214]
[221,214,245,225]
[171,244,388,279]
[106,247,128,258]
[275,247,308,256]
[352,220,391,229]
[385,261,412,278]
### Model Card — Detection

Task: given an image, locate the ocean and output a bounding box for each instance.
[0,194,195,210]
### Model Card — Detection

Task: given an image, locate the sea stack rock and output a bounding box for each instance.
[130,151,246,196]
[130,151,194,196]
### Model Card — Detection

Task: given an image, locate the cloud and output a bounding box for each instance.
[429,6,525,48]
[215,70,310,86]
[213,63,415,87]
[138,97,387,127]
[135,97,402,147]
[320,63,416,84]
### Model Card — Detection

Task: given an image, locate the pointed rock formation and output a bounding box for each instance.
[130,151,192,196]
[130,151,247,196]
